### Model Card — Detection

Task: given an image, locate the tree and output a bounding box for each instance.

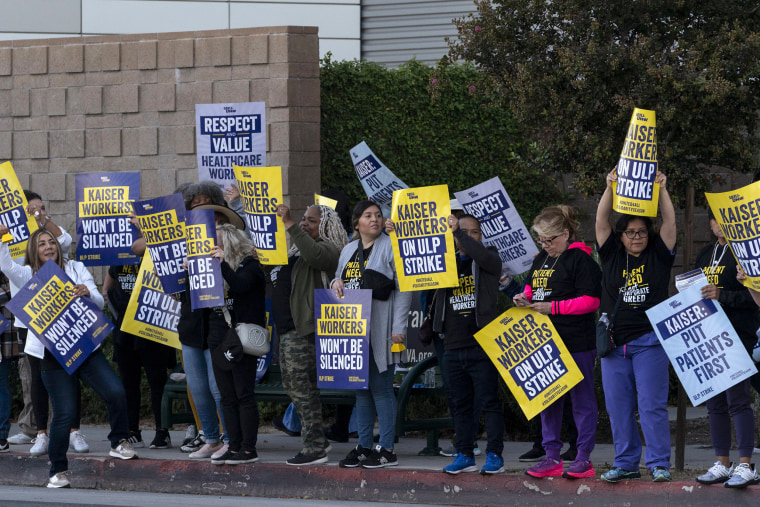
[447,1,760,203]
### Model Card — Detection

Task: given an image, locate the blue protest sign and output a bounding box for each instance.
[315,288,371,390]
[6,260,113,374]
[132,194,186,294]
[75,172,141,266]
[255,298,276,383]
[185,209,224,310]
[349,141,408,217]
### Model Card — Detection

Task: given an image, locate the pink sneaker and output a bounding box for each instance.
[563,459,595,479]
[526,457,563,478]
[189,442,224,459]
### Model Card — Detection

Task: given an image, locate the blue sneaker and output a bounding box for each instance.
[443,454,477,475]
[480,452,504,475]
[601,467,641,483]
[652,466,671,482]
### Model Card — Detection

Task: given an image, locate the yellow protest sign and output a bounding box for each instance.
[706,181,760,291]
[612,108,660,217]
[233,165,287,265]
[390,185,458,292]
[314,193,338,210]
[0,161,39,259]
[475,308,582,420]
[120,255,181,349]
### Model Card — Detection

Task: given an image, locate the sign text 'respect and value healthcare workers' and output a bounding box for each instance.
[612,108,661,217]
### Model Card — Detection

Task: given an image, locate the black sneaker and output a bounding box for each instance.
[361,445,398,468]
[324,425,349,443]
[149,429,171,449]
[225,449,259,465]
[0,439,8,452]
[126,430,145,449]
[518,447,546,462]
[272,417,301,437]
[560,446,577,462]
[180,433,205,453]
[339,445,372,468]
[286,451,328,466]
[211,449,236,465]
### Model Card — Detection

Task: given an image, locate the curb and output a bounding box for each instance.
[1,453,758,505]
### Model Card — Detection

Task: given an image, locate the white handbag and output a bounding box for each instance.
[222,307,270,357]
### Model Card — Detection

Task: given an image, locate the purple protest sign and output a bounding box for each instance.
[315,288,371,389]
[185,209,224,310]
[132,194,186,294]
[6,260,113,374]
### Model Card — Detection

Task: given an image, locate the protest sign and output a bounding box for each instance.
[401,295,434,366]
[255,298,276,383]
[455,177,539,276]
[132,194,187,294]
[475,308,582,420]
[646,285,757,405]
[75,172,140,266]
[315,288,371,389]
[314,193,338,210]
[233,165,287,265]
[390,185,458,292]
[705,181,760,291]
[612,108,660,217]
[120,255,181,349]
[196,102,266,187]
[350,142,408,217]
[185,209,224,310]
[6,260,113,374]
[0,161,39,259]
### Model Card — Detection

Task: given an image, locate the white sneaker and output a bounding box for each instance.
[189,442,224,459]
[696,460,733,484]
[211,444,229,460]
[30,434,49,457]
[8,432,33,445]
[69,430,89,453]
[109,439,137,460]
[47,471,71,488]
[724,463,760,489]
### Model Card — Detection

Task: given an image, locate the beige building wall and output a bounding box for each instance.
[0,26,321,279]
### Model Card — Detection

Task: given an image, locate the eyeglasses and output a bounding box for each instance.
[623,229,649,239]
[536,235,559,246]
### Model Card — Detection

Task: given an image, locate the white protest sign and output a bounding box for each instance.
[349,141,408,217]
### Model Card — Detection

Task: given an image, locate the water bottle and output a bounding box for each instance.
[424,367,436,388]
[599,312,609,328]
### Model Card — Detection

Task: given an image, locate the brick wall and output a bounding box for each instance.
[0,26,321,282]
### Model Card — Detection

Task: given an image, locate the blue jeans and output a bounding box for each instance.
[356,350,397,450]
[444,345,504,457]
[181,344,225,443]
[0,359,11,440]
[42,350,129,476]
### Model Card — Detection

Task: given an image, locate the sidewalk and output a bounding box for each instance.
[0,409,757,505]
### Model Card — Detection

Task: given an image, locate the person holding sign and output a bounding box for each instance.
[595,168,676,483]
[693,211,760,488]
[513,206,601,479]
[275,203,347,466]
[426,214,505,475]
[333,201,411,469]
[0,226,137,489]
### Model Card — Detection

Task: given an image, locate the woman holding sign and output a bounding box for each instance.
[0,226,137,489]
[332,201,412,469]
[693,211,759,488]
[595,168,676,483]
[514,205,601,479]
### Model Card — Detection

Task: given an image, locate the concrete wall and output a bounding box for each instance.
[0,26,321,278]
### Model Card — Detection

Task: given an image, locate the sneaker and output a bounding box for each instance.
[0,439,8,452]
[211,444,229,460]
[563,459,595,479]
[180,433,205,453]
[225,449,259,465]
[443,454,478,475]
[109,439,137,460]
[286,451,328,466]
[473,445,481,457]
[339,445,372,468]
[8,432,33,445]
[126,430,145,449]
[560,446,577,462]
[69,431,89,453]
[189,442,224,459]
[272,416,301,437]
[30,434,49,457]
[362,445,398,469]
[696,461,733,485]
[149,429,171,449]
[518,446,546,462]
[526,457,563,478]
[480,452,505,475]
[601,466,641,483]
[440,443,481,457]
[724,463,760,489]
[182,424,197,447]
[324,425,348,443]
[47,471,71,489]
[211,449,236,465]
[652,466,671,482]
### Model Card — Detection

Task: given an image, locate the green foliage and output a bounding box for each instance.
[448,1,760,203]
[320,55,565,221]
